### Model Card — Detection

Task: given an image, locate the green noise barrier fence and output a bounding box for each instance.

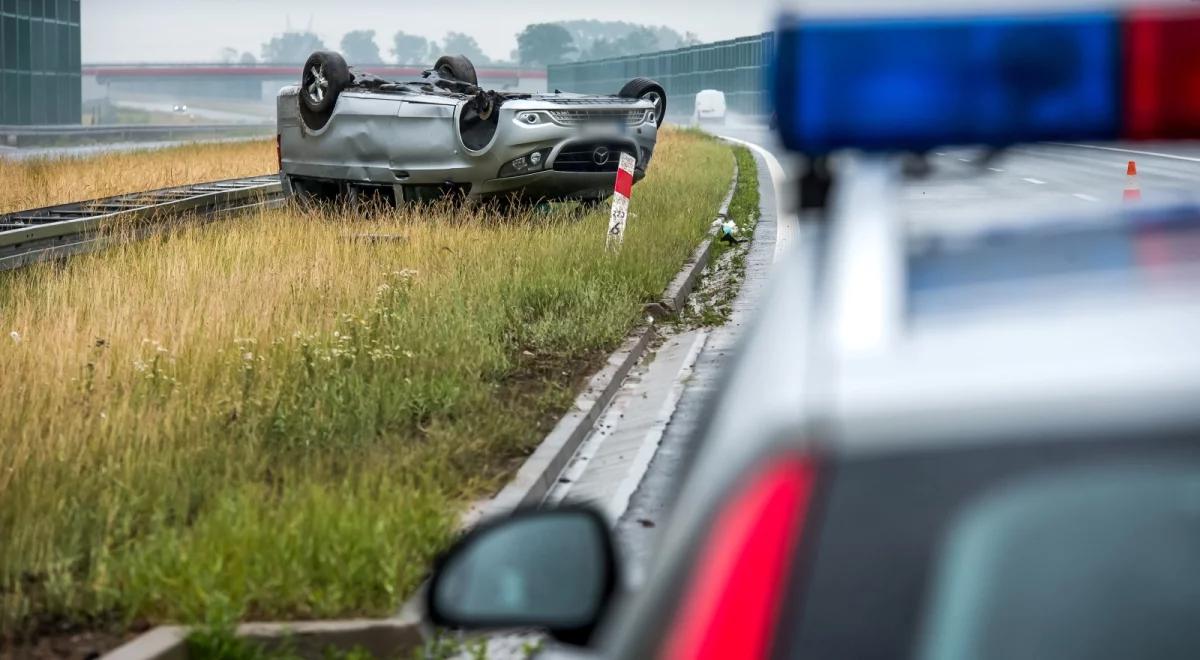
[548,32,775,121]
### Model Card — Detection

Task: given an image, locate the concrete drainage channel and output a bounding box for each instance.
[103,154,745,660]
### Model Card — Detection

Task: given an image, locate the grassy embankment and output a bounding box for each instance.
[0,139,276,214]
[0,129,733,643]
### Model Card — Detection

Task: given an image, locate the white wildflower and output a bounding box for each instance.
[9,331,19,343]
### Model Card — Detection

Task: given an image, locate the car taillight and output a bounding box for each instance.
[661,455,818,660]
[275,134,282,171]
[1124,8,1200,140]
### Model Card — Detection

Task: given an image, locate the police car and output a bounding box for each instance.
[422,4,1200,659]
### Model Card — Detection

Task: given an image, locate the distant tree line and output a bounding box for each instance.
[237,21,702,67]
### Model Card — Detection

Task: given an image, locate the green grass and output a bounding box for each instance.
[688,146,760,327]
[185,624,378,659]
[0,129,733,645]
[726,147,761,249]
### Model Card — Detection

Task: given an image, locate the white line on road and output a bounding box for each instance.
[1023,177,1047,184]
[718,134,793,263]
[1053,142,1200,163]
[988,167,1006,172]
[958,158,971,163]
[605,330,708,521]
[1073,193,1101,202]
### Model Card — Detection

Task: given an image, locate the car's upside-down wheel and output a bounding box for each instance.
[434,55,479,86]
[300,51,352,131]
[619,78,667,127]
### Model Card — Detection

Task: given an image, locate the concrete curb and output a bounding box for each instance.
[463,326,656,527]
[645,155,739,320]
[103,627,187,660]
[104,617,422,660]
[99,149,742,660]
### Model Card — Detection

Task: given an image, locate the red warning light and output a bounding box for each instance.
[1124,7,1200,140]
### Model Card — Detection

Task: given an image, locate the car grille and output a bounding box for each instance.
[548,108,649,126]
[553,142,637,173]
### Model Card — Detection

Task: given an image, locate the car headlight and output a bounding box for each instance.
[499,148,552,178]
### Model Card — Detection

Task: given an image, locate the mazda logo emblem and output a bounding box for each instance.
[593,147,610,165]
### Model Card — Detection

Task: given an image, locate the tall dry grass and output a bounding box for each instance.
[0,128,732,639]
[0,139,276,214]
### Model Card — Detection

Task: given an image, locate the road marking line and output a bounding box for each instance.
[1053,142,1200,163]
[717,134,792,263]
[1023,177,1047,184]
[605,330,708,521]
[1073,193,1100,202]
[958,158,971,163]
[544,403,618,506]
[988,167,1005,172]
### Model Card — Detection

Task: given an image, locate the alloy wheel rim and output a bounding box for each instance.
[644,91,663,121]
[307,64,329,104]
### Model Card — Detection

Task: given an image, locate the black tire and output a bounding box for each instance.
[433,55,478,86]
[618,78,666,127]
[300,51,352,130]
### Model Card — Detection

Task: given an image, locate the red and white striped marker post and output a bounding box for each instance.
[607,152,637,250]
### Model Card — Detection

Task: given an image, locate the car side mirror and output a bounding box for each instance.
[425,507,618,646]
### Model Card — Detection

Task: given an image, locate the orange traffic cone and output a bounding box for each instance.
[1124,160,1141,202]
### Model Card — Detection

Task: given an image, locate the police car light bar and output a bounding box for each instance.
[771,6,1200,154]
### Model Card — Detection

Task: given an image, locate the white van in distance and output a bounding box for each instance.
[693,89,727,126]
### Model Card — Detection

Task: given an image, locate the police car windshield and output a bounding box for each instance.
[906,206,1200,317]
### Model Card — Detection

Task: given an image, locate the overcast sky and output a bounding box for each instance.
[82,0,778,63]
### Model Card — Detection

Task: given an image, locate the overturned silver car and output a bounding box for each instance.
[276,52,666,204]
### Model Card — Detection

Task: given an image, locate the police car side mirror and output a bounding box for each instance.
[425,507,618,646]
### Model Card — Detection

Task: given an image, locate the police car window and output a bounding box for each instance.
[917,464,1200,660]
[906,209,1200,316]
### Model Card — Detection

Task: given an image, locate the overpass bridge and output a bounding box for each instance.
[83,63,549,103]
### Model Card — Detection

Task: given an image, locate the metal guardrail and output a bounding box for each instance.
[1,123,276,148]
[0,175,283,272]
